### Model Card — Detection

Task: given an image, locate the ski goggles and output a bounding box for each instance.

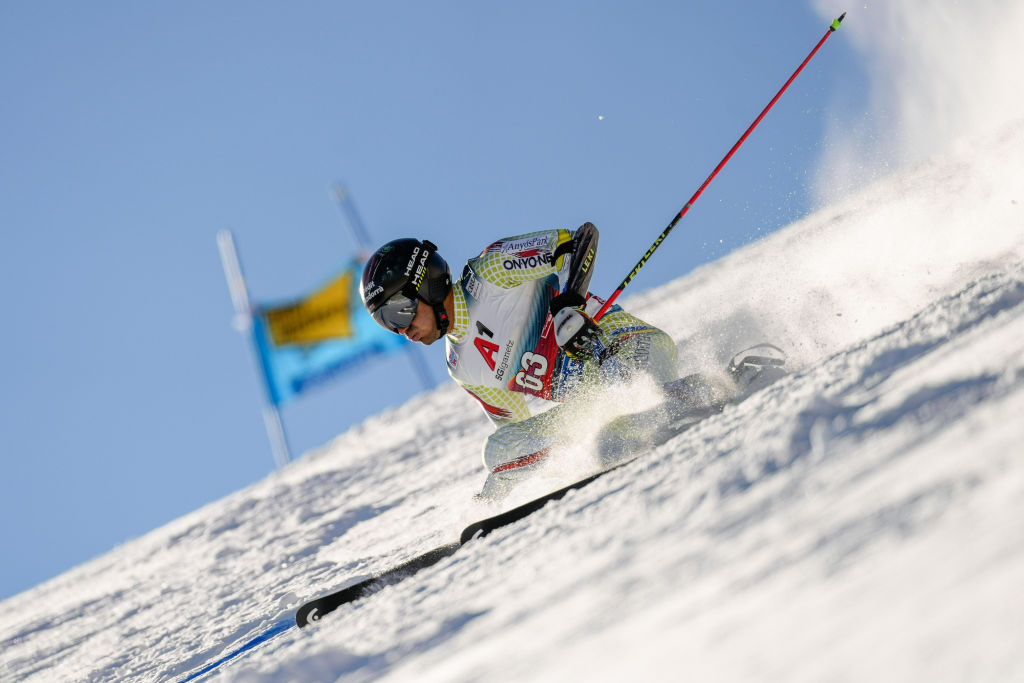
[371,290,419,333]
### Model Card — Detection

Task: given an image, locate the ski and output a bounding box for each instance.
[295,344,787,628]
[294,402,719,628]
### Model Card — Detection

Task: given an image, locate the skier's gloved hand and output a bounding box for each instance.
[553,306,601,360]
[550,291,586,316]
[551,292,601,361]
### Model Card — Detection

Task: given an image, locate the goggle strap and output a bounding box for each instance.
[433,301,449,336]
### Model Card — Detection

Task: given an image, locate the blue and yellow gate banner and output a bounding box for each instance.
[252,261,407,406]
[264,270,355,345]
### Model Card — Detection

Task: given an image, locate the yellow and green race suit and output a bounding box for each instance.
[443,228,678,476]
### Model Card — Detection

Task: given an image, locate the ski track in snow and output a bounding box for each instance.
[3,122,1024,683]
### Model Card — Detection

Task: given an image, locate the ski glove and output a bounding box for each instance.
[551,292,601,361]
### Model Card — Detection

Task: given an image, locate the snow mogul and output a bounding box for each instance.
[360,224,782,499]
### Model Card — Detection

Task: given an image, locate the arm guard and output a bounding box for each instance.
[551,221,599,314]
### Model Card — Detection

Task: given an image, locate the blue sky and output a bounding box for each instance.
[0,2,863,599]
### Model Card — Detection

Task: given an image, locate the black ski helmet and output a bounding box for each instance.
[360,238,452,334]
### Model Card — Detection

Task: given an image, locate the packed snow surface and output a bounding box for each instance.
[3,120,1024,682]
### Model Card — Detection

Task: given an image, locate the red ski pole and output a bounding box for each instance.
[594,12,846,322]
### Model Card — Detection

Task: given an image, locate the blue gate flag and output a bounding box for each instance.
[251,261,407,406]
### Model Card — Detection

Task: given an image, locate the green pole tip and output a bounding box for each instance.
[831,12,846,31]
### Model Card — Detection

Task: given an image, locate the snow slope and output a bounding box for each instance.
[2,117,1024,682]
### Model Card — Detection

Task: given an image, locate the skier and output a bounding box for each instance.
[360,223,714,498]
